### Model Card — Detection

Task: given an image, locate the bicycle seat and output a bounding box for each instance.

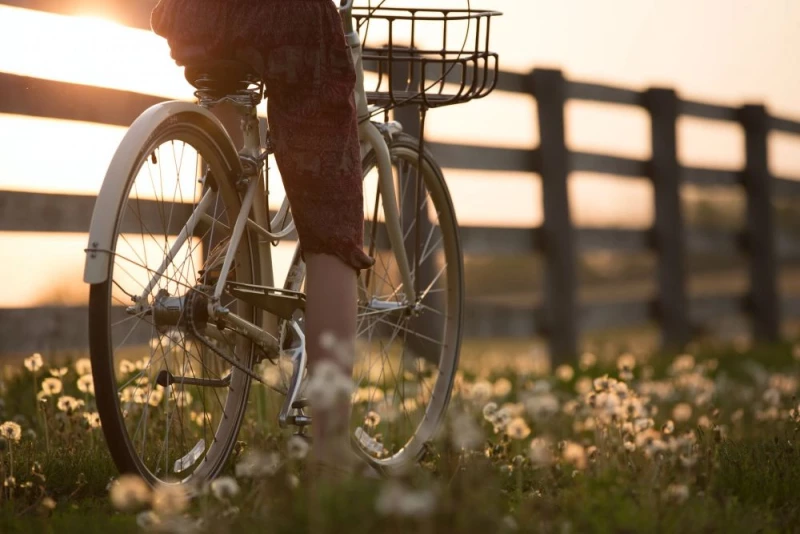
[175,44,265,99]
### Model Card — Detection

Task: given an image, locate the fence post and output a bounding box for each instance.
[645,88,690,350]
[740,104,781,342]
[530,68,578,364]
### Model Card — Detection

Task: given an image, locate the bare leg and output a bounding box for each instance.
[304,252,357,467]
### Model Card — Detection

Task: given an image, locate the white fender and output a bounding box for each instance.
[83,101,240,284]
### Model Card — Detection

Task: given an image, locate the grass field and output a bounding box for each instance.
[1,339,799,533]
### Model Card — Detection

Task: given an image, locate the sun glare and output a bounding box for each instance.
[0,6,191,99]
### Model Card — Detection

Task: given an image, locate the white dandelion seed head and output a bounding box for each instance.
[305,361,354,411]
[287,435,310,460]
[49,367,68,378]
[109,474,151,512]
[529,437,553,467]
[555,364,575,382]
[56,395,81,413]
[493,378,513,398]
[119,360,136,375]
[210,476,240,501]
[234,450,281,479]
[24,353,43,373]
[74,358,92,376]
[41,377,63,396]
[450,411,483,450]
[77,374,95,395]
[0,421,22,443]
[151,483,189,517]
[505,417,531,440]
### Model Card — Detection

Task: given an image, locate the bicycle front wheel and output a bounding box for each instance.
[88,110,260,485]
[284,131,464,471]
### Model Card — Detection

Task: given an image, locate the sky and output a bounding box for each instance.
[0,1,798,307]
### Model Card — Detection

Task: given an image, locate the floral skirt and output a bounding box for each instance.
[151,0,374,271]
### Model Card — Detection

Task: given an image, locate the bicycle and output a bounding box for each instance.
[83,1,500,486]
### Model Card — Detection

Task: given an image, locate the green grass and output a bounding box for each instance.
[1,340,799,533]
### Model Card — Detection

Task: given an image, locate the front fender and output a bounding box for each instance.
[83,101,241,285]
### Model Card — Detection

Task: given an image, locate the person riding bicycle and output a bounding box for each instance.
[150,0,374,476]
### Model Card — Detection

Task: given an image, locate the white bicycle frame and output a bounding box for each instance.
[84,0,416,356]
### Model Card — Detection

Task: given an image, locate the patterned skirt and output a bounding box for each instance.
[151,0,374,271]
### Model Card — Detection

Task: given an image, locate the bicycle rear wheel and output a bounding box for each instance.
[88,110,260,485]
[284,132,464,471]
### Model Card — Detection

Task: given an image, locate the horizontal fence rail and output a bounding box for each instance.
[1,1,800,361]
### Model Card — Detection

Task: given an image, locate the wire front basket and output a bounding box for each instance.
[354,6,501,111]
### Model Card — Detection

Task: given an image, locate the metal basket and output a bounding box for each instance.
[353,6,501,110]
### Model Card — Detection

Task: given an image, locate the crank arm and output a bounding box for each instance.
[278,320,307,429]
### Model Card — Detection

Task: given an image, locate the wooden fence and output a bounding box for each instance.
[1,0,800,363]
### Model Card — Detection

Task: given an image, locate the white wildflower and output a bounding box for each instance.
[74,358,92,376]
[109,475,151,512]
[287,436,310,460]
[0,421,22,443]
[41,378,63,396]
[235,450,281,478]
[24,353,43,373]
[210,476,240,501]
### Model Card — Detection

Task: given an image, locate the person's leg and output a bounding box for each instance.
[261,1,374,473]
[304,252,358,467]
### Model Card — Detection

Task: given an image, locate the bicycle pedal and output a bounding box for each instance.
[226,282,306,321]
[291,398,309,410]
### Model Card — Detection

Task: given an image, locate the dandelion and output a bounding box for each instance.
[4,476,16,489]
[363,410,381,429]
[109,474,151,512]
[617,352,637,371]
[77,374,95,395]
[148,388,164,407]
[24,353,43,372]
[579,352,597,370]
[40,496,56,510]
[762,388,781,407]
[561,441,587,470]
[506,417,531,440]
[49,367,68,378]
[119,360,136,374]
[41,377,63,396]
[151,483,189,517]
[493,378,513,398]
[672,403,692,422]
[575,377,593,395]
[171,390,193,408]
[524,393,559,420]
[57,396,82,413]
[235,450,281,478]
[469,380,493,405]
[697,415,711,429]
[664,484,690,504]
[305,361,354,410]
[482,402,498,421]
[376,480,437,518]
[529,438,553,466]
[670,354,695,375]
[287,435,310,460]
[74,358,92,376]
[84,412,102,429]
[450,411,483,450]
[623,440,636,452]
[555,364,574,382]
[210,476,240,501]
[661,420,675,435]
[0,421,22,443]
[190,411,211,427]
